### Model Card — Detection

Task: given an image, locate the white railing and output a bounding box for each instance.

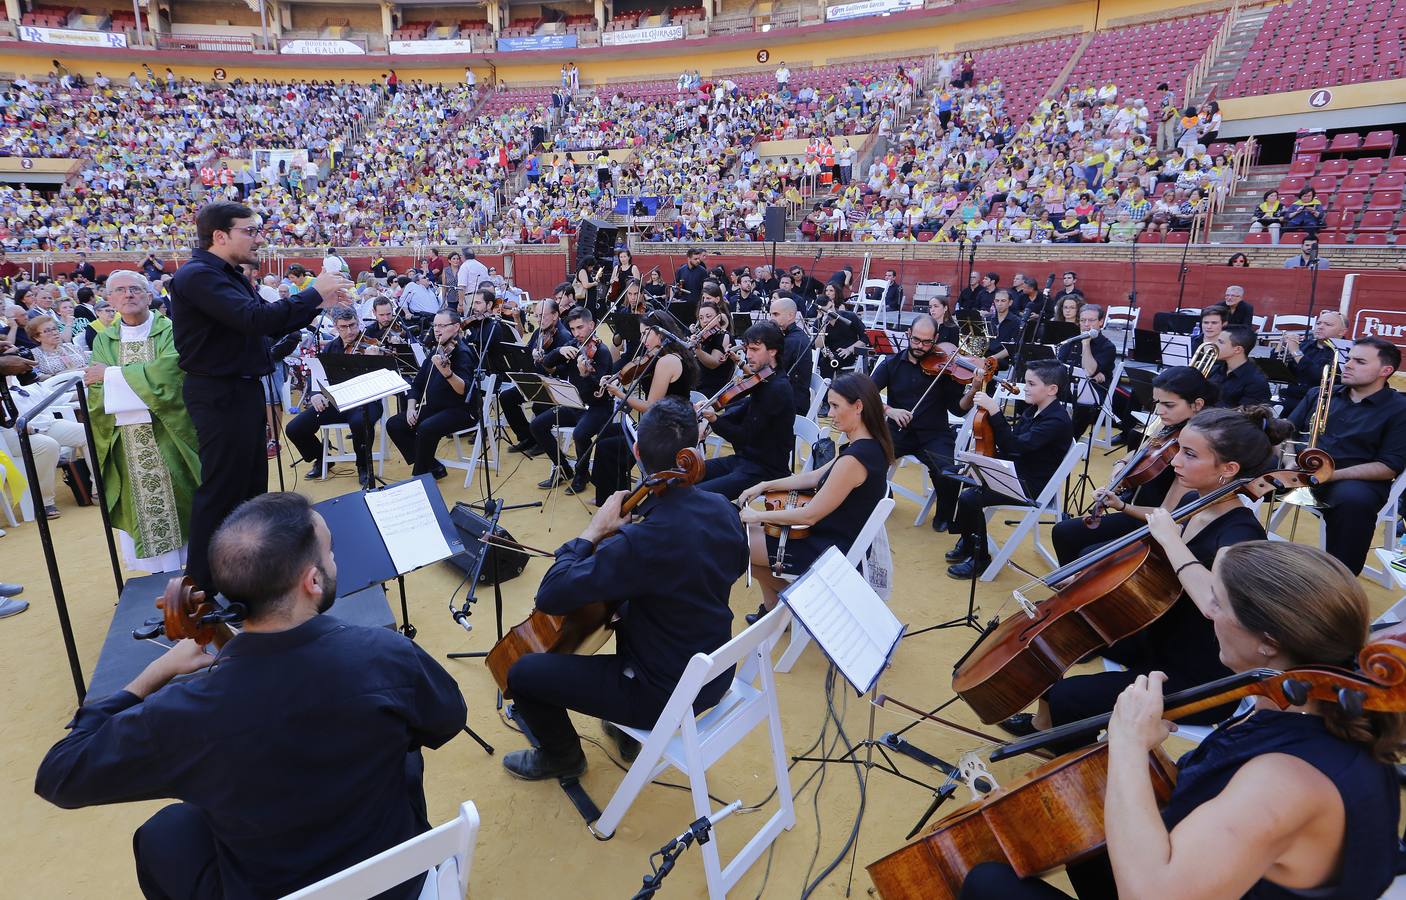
[1184,0,1241,104]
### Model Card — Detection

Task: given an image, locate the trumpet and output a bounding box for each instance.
[1189,340,1219,377]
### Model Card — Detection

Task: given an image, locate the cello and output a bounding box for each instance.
[132,576,236,650]
[485,447,706,697]
[867,635,1406,899]
[951,448,1333,725]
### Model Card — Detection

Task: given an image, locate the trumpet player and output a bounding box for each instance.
[1287,337,1406,575]
[1279,311,1346,411]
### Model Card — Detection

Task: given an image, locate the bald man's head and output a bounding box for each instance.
[769,296,797,328]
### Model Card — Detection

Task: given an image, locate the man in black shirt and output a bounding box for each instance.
[727,273,766,315]
[955,270,982,313]
[882,269,904,312]
[753,264,780,299]
[284,306,385,487]
[504,298,574,457]
[788,264,824,308]
[673,247,708,325]
[1012,273,1050,320]
[386,311,480,478]
[873,315,968,530]
[948,360,1074,578]
[1288,337,1406,575]
[1055,303,1117,437]
[769,297,814,415]
[73,251,96,283]
[985,289,1024,368]
[35,492,467,900]
[503,397,748,780]
[696,323,795,500]
[169,201,351,593]
[1050,270,1085,311]
[1210,325,1271,407]
[814,292,869,378]
[958,271,998,313]
[528,307,615,495]
[1279,311,1346,411]
[1221,284,1254,327]
[1192,304,1229,353]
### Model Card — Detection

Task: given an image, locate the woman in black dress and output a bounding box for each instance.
[1003,405,1295,736]
[691,298,735,399]
[1051,366,1218,564]
[590,310,697,506]
[737,372,894,622]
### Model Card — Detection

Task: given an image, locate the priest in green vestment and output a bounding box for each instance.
[83,270,200,572]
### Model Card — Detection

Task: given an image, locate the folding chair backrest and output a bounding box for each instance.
[664,606,792,720]
[847,497,895,566]
[1039,441,1087,510]
[793,416,827,472]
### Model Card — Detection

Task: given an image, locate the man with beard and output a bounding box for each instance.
[36,492,467,900]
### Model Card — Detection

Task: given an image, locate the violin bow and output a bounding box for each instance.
[872,693,1008,747]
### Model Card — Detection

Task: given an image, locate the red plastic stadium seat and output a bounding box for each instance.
[1163,231,1189,244]
[1278,176,1308,194]
[1318,159,1350,177]
[1341,173,1373,192]
[1318,230,1350,244]
[1310,175,1339,192]
[1361,130,1397,153]
[1324,210,1357,229]
[1367,190,1402,210]
[1327,133,1362,153]
[1280,231,1308,244]
[1378,172,1405,190]
[1136,232,1162,243]
[1354,233,1389,244]
[1389,157,1406,173]
[1287,158,1318,176]
[1296,134,1329,154]
[1358,210,1394,232]
[1242,232,1272,244]
[1351,157,1385,175]
[1334,193,1365,210]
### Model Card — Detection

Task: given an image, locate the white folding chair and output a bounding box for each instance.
[887,454,932,523]
[804,370,828,422]
[692,391,726,457]
[592,608,797,900]
[775,497,896,672]
[280,801,480,900]
[436,376,500,489]
[1268,469,1406,588]
[1104,304,1140,333]
[1251,315,1267,332]
[1087,359,1126,451]
[318,404,391,481]
[1270,314,1312,335]
[977,442,1086,582]
[792,415,829,473]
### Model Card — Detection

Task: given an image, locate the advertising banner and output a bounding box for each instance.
[824,0,923,22]
[389,38,477,55]
[18,25,128,48]
[279,38,367,55]
[600,25,684,46]
[497,34,577,52]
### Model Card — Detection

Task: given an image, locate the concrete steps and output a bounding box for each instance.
[1193,6,1272,104]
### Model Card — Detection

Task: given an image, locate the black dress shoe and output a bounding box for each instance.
[538,465,572,489]
[501,747,588,781]
[931,517,952,533]
[601,721,641,764]
[509,438,536,455]
[744,603,770,626]
[998,713,1037,738]
[947,553,991,579]
[307,459,324,479]
[431,463,448,480]
[945,535,973,562]
[565,475,589,496]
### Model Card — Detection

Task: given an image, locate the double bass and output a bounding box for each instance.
[867,635,1406,899]
[951,448,1333,725]
[485,448,706,697]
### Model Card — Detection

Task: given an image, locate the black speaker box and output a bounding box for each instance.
[576,217,619,271]
[763,205,787,243]
[446,502,529,585]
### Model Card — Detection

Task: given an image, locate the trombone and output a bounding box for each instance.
[1189,340,1219,377]
[1281,351,1339,524]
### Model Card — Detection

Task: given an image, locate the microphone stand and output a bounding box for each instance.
[1173,222,1195,311]
[466,315,542,517]
[1303,243,1322,320]
[1110,237,1141,455]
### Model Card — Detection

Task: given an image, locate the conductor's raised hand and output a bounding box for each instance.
[310,271,353,308]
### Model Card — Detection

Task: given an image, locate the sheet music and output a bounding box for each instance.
[1067,366,1099,405]
[324,369,411,411]
[543,377,586,409]
[956,450,1030,505]
[363,480,452,575]
[780,546,904,694]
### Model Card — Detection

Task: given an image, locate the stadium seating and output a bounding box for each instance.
[1225,0,1406,97]
[1064,14,1225,102]
[968,35,1082,121]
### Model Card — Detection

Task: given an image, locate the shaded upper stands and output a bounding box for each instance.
[1064,14,1225,103]
[968,35,1083,122]
[391,19,491,40]
[1225,0,1405,97]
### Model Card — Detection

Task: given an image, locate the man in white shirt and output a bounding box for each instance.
[775,63,790,90]
[455,250,490,305]
[258,275,281,303]
[399,273,442,317]
[322,247,347,276]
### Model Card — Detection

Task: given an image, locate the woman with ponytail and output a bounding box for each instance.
[1004,405,1295,737]
[964,541,1404,900]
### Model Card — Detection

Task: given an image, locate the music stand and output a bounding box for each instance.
[610,309,642,350]
[1255,356,1296,386]
[1132,329,1163,366]
[1062,363,1104,512]
[1040,320,1079,346]
[313,476,494,754]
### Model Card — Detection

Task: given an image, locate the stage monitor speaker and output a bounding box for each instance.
[446,502,528,585]
[764,206,787,243]
[576,218,619,271]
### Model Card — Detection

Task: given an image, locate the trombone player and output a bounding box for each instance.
[1286,336,1406,575]
[1278,311,1346,411]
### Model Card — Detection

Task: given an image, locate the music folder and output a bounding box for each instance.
[508,372,587,410]
[956,450,1030,506]
[487,341,535,375]
[319,354,410,412]
[779,545,904,695]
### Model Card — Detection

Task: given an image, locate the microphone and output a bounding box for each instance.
[1044,273,1056,293]
[658,329,695,350]
[1059,329,1100,346]
[452,607,473,633]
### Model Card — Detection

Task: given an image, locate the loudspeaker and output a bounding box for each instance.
[763,205,787,243]
[576,218,619,272]
[446,502,529,585]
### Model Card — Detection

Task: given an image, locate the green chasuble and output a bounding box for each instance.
[86,313,201,561]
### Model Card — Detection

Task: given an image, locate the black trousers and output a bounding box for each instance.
[591,421,636,506]
[697,455,783,501]
[528,403,614,474]
[498,386,548,446]
[1318,478,1390,575]
[891,425,960,525]
[1051,511,1142,565]
[184,374,268,593]
[284,400,382,467]
[952,485,1017,546]
[386,404,476,476]
[507,653,674,758]
[959,858,1116,900]
[133,756,430,900]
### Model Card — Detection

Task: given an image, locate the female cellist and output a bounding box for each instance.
[591,310,698,507]
[735,373,894,624]
[691,296,735,397]
[1050,366,1218,564]
[962,542,1404,900]
[1001,406,1294,738]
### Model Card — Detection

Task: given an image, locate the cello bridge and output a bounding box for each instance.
[1013,588,1039,620]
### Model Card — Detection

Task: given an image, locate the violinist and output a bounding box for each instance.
[770,297,815,415]
[1287,336,1406,575]
[502,398,747,781]
[1278,311,1345,411]
[591,310,698,507]
[692,296,736,397]
[1055,304,1116,438]
[1210,325,1272,407]
[946,360,1073,579]
[984,289,1023,367]
[610,278,648,361]
[528,307,615,494]
[737,373,894,624]
[813,284,869,377]
[696,322,794,501]
[641,268,670,308]
[1051,366,1217,564]
[962,542,1404,900]
[575,258,606,317]
[1001,406,1291,738]
[365,296,415,349]
[461,287,515,356]
[385,311,478,479]
[284,306,384,488]
[35,492,468,900]
[872,314,969,531]
[504,299,575,457]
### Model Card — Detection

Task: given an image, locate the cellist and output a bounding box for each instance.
[1001,406,1292,738]
[502,398,747,781]
[945,360,1073,579]
[961,542,1404,900]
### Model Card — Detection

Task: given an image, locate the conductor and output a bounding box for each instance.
[169,202,351,593]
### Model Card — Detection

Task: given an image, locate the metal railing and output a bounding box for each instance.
[155,32,255,52]
[1199,134,1258,238]
[1184,0,1241,105]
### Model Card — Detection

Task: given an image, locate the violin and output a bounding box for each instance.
[918,343,995,384]
[598,344,663,398]
[695,365,773,418]
[486,448,706,697]
[761,489,814,539]
[951,448,1335,725]
[132,576,235,650]
[1084,423,1184,528]
[867,635,1406,899]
